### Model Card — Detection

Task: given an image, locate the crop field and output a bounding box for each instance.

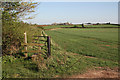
[2,2,119,78]
[42,25,74,29]
[42,24,119,29]
[2,27,119,78]
[84,24,119,28]
[45,28,118,62]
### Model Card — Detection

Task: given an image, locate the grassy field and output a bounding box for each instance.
[42,25,74,29]
[45,28,118,62]
[2,44,118,78]
[84,24,119,27]
[42,24,119,29]
[2,27,118,78]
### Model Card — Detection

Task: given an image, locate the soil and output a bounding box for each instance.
[45,28,62,31]
[68,67,119,78]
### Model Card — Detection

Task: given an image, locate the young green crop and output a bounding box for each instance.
[42,24,119,29]
[45,28,118,62]
[2,27,118,78]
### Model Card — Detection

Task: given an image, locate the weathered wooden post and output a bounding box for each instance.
[24,32,28,57]
[47,36,51,57]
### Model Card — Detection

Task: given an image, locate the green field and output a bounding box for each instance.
[84,24,119,27]
[2,2,119,78]
[46,28,118,62]
[42,24,119,29]
[2,27,119,78]
[43,25,73,29]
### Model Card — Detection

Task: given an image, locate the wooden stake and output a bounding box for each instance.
[24,32,28,57]
[47,36,51,57]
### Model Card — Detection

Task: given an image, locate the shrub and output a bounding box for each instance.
[2,21,23,55]
[2,20,42,55]
[74,25,78,28]
[2,2,39,56]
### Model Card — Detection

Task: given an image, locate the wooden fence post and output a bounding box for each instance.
[24,32,28,57]
[47,36,51,57]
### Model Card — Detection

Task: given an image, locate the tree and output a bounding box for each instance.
[1,2,39,55]
[82,24,84,28]
[74,25,78,28]
[1,2,39,22]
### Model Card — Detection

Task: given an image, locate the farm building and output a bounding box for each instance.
[52,22,73,25]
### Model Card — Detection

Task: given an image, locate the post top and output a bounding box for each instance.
[24,32,26,34]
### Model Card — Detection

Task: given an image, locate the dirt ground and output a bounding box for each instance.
[69,67,119,78]
[45,28,62,31]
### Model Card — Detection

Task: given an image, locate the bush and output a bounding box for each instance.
[1,2,40,56]
[2,20,42,55]
[2,21,23,55]
[74,25,78,28]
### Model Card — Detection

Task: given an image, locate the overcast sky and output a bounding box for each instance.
[23,2,118,24]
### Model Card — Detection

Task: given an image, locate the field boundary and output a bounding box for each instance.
[44,27,120,30]
[61,27,120,28]
[21,32,51,57]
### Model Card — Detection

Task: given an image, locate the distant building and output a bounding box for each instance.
[52,22,73,25]
[52,23,57,25]
[84,23,92,25]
